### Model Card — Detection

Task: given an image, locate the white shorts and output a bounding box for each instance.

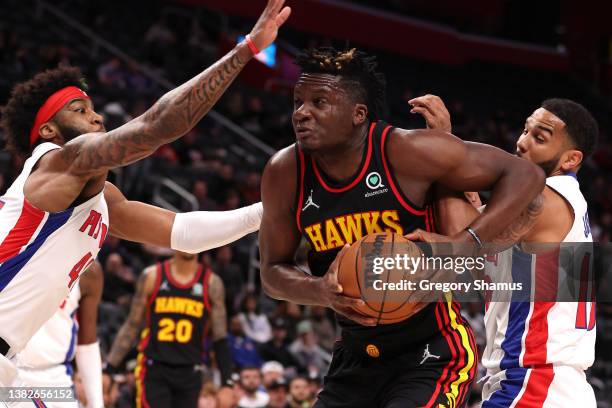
[0,354,17,387]
[481,365,596,408]
[9,364,76,408]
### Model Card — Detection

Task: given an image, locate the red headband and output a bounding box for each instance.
[29,86,90,147]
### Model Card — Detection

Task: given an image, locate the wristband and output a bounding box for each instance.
[245,34,260,56]
[465,226,483,250]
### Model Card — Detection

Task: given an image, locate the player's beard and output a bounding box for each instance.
[535,153,562,177]
[55,121,87,142]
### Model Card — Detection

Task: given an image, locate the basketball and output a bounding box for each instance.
[337,232,427,325]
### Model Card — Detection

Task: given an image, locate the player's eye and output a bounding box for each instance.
[535,135,545,144]
[522,128,528,135]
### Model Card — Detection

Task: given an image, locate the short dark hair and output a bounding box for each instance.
[239,365,261,375]
[1,66,88,156]
[295,47,387,121]
[541,98,598,158]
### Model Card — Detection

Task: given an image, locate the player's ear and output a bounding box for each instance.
[560,149,583,172]
[39,122,60,142]
[353,103,368,126]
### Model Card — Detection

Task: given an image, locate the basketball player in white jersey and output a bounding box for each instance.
[407,95,599,407]
[15,262,103,408]
[0,0,291,390]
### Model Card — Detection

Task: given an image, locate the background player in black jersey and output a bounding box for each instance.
[105,250,232,408]
[259,48,545,408]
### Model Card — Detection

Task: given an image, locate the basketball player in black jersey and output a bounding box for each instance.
[259,48,545,408]
[106,250,232,408]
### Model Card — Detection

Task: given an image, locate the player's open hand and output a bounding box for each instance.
[408,94,452,133]
[319,245,377,326]
[248,0,292,53]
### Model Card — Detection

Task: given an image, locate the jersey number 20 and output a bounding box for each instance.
[158,318,194,343]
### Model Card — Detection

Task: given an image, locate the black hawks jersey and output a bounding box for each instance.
[138,260,211,365]
[296,120,450,343]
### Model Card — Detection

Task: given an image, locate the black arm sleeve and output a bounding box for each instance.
[213,338,234,385]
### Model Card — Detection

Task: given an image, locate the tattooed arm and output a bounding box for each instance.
[106,265,157,368]
[23,0,290,213]
[208,273,233,384]
[435,184,545,250]
[208,274,228,341]
[62,0,289,176]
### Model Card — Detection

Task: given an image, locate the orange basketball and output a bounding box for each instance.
[337,232,426,324]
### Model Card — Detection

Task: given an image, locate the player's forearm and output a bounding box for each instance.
[212,338,233,385]
[171,202,262,253]
[138,42,252,146]
[64,42,253,172]
[434,186,479,236]
[106,323,140,367]
[261,264,327,306]
[464,160,544,243]
[76,342,104,408]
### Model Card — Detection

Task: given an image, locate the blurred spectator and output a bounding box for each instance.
[307,374,322,402]
[97,57,126,88]
[308,306,336,351]
[193,180,218,211]
[265,378,288,408]
[217,385,239,408]
[113,359,137,408]
[124,61,151,92]
[238,171,261,204]
[102,370,119,408]
[144,16,176,47]
[258,318,301,371]
[238,293,272,344]
[102,253,136,307]
[261,361,284,388]
[286,376,314,408]
[199,382,219,408]
[237,367,269,408]
[228,315,263,369]
[221,189,242,210]
[214,246,245,314]
[270,302,302,337]
[98,235,141,270]
[289,321,331,377]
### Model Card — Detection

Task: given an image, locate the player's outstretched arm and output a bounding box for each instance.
[104,182,261,250]
[259,148,376,326]
[106,266,156,368]
[59,0,290,177]
[393,130,545,244]
[208,274,233,385]
[76,262,105,408]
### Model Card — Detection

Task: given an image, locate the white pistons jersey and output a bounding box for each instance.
[0,142,108,355]
[481,173,595,407]
[16,283,80,370]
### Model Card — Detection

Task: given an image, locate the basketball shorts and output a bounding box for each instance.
[481,365,596,407]
[15,364,76,408]
[135,356,203,408]
[0,354,17,387]
[313,317,477,408]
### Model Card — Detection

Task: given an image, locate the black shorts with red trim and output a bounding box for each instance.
[137,358,203,408]
[314,302,478,408]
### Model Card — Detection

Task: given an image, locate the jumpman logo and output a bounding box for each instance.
[420,344,440,365]
[302,190,320,211]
